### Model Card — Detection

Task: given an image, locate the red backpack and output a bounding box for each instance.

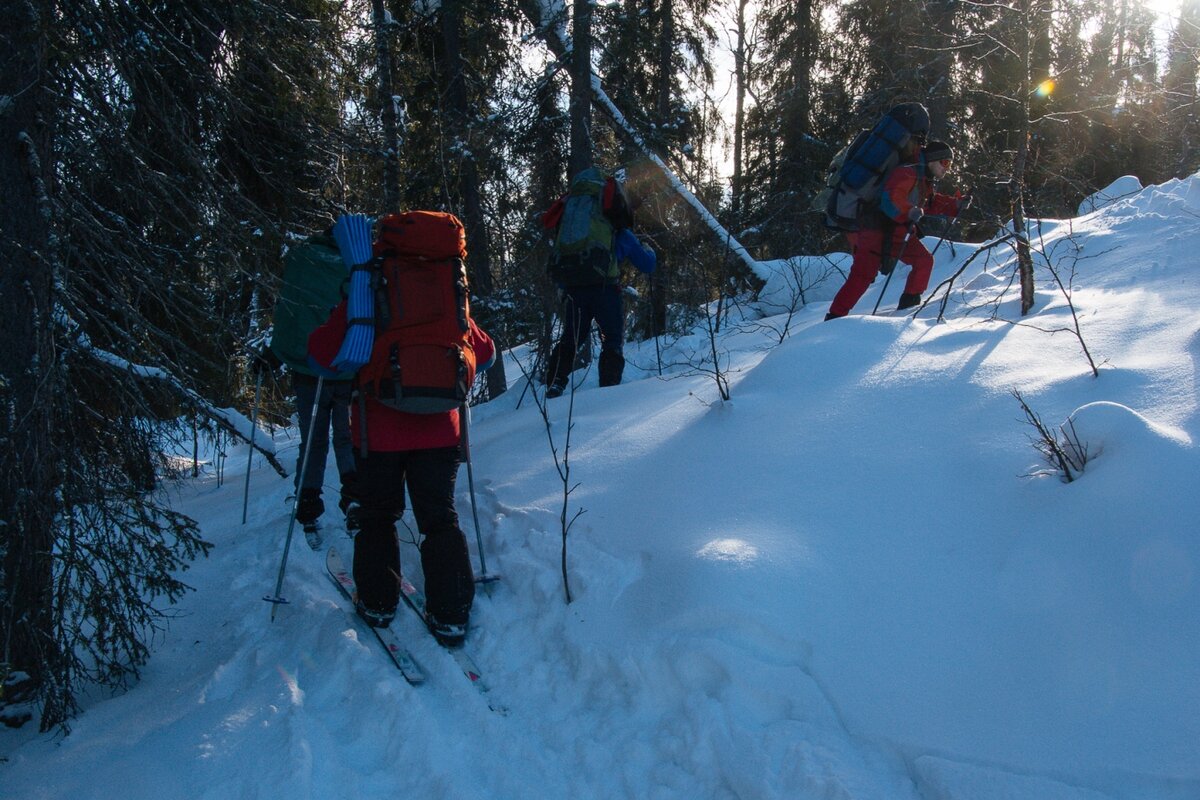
[355,211,477,413]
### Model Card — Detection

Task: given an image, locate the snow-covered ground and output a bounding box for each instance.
[3,175,1198,799]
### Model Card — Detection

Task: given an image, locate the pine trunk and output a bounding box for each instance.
[568,0,594,175]
[0,0,60,726]
[371,0,402,211]
[439,0,506,397]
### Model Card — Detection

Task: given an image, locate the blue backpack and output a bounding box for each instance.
[823,103,930,232]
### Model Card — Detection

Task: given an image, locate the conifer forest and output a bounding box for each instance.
[2,0,1198,730]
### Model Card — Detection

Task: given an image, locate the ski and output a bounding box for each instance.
[326,547,425,685]
[399,574,505,713]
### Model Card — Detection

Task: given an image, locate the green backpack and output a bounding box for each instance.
[269,233,355,380]
[545,167,632,286]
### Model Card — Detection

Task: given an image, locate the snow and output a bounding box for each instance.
[4,173,1200,799]
[1078,175,1144,215]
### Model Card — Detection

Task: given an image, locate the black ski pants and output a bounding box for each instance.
[352,447,475,623]
[546,284,626,389]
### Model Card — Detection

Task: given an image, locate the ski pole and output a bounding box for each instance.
[516,310,554,411]
[461,400,500,585]
[266,375,325,619]
[929,194,972,260]
[649,276,662,376]
[241,370,263,525]
[871,224,915,315]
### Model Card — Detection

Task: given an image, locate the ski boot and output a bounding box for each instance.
[302,522,323,550]
[425,610,468,646]
[355,601,395,629]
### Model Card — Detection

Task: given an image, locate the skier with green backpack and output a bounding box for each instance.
[253,230,361,547]
[541,167,657,397]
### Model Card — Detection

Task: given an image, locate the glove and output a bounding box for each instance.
[251,346,281,377]
[332,214,375,268]
[907,207,924,225]
[878,259,896,277]
[956,191,973,214]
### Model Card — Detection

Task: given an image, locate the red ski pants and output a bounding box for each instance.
[828,227,934,318]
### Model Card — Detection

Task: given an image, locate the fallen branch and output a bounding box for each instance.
[80,339,288,478]
[515,0,763,288]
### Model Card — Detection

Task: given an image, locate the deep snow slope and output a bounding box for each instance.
[2,175,1198,800]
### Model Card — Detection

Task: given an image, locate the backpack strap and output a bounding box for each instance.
[347,259,378,328]
[356,388,369,459]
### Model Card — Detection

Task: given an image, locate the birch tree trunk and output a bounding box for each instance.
[1015,0,1036,316]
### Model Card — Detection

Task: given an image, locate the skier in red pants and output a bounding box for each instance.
[826,141,962,319]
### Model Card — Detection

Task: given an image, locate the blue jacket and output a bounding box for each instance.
[614,228,656,275]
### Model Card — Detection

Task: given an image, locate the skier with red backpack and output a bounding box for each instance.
[541,167,657,398]
[307,212,495,643]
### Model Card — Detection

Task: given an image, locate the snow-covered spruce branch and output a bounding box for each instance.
[515,0,764,287]
[70,331,287,478]
[510,347,585,604]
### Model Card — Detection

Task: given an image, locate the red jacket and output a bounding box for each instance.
[308,300,495,452]
[879,163,960,224]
